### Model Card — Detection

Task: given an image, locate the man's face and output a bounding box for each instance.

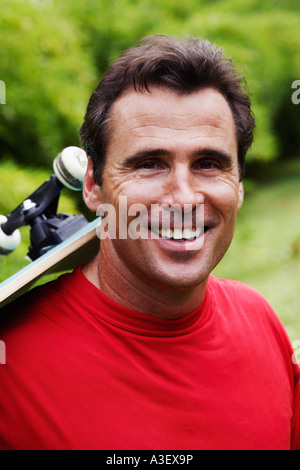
[93,86,243,290]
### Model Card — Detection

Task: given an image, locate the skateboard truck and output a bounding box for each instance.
[0,146,89,261]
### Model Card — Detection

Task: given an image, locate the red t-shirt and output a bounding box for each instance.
[0,267,299,450]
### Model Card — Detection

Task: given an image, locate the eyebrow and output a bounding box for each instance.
[122,149,171,168]
[122,147,234,167]
[191,148,234,165]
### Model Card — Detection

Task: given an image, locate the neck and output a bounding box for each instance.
[82,248,208,320]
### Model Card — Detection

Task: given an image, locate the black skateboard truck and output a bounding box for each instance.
[0,147,89,261]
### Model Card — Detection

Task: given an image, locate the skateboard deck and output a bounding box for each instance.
[0,217,101,308]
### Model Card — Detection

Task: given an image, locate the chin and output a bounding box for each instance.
[152,266,210,291]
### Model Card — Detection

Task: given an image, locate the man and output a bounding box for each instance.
[0,35,299,450]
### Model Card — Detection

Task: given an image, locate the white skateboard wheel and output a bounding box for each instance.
[0,215,21,255]
[53,146,88,191]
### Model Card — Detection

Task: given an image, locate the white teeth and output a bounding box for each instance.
[156,227,202,240]
[173,228,183,239]
[160,228,172,239]
[183,227,199,240]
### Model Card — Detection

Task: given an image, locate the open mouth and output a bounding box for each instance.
[149,226,209,241]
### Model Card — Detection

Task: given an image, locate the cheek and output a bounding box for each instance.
[105,176,163,207]
[207,183,240,219]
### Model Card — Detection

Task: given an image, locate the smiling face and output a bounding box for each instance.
[84,86,243,293]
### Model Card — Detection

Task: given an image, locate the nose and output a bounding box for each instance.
[162,164,204,208]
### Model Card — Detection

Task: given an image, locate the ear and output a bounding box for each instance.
[83,157,103,212]
[237,182,244,210]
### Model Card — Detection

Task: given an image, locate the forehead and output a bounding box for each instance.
[107,86,237,156]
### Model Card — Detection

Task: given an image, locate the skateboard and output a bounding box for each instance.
[0,147,101,308]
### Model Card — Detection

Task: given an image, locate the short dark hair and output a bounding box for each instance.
[80,35,255,184]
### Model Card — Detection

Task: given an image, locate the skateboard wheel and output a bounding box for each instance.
[0,215,21,255]
[53,146,88,191]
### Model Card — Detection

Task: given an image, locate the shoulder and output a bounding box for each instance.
[208,275,275,311]
[207,274,294,356]
[0,267,92,366]
[0,269,78,334]
[207,275,289,338]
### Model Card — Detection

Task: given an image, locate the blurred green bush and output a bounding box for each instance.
[0,0,96,168]
[0,0,300,169]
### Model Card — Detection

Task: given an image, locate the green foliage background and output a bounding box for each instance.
[1,0,300,168]
[0,0,300,339]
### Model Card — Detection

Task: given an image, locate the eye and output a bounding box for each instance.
[136,160,164,170]
[140,161,156,169]
[194,159,220,170]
